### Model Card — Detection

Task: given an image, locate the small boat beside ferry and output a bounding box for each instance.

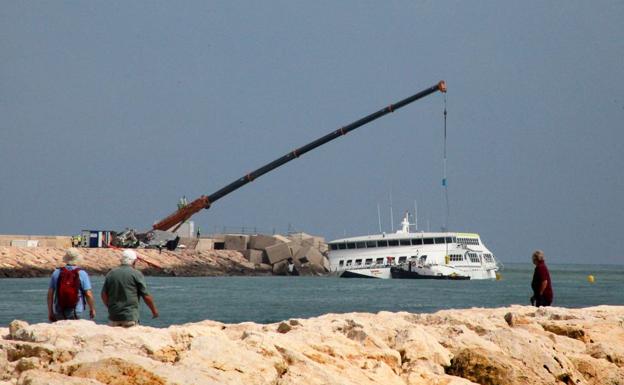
[328,213,499,280]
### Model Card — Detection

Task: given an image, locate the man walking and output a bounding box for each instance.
[101,249,159,327]
[47,248,96,321]
[531,250,554,307]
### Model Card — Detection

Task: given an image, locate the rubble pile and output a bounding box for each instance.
[215,232,330,276]
[0,230,331,278]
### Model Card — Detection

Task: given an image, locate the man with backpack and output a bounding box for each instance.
[47,248,96,321]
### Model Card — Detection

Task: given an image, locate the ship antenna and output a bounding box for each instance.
[441,92,450,231]
[414,199,418,231]
[377,203,382,233]
[389,191,394,232]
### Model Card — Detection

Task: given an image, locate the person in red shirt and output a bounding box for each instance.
[530,250,553,307]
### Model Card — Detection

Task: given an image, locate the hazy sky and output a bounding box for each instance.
[1,2,623,264]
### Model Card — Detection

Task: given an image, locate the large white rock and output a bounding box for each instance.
[0,306,623,384]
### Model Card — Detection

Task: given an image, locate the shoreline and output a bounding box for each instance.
[1,305,623,384]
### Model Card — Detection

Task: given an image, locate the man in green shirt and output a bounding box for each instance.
[101,249,159,327]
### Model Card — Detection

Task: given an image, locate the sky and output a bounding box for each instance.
[1,1,623,264]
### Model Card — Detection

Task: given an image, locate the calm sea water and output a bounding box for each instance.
[1,263,622,328]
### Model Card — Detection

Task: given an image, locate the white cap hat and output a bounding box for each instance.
[121,249,137,265]
[63,248,81,265]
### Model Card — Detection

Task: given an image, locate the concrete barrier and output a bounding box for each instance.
[241,249,267,265]
[224,235,249,251]
[265,242,292,265]
[249,234,282,250]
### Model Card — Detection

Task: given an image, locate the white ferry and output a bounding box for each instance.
[328,213,499,280]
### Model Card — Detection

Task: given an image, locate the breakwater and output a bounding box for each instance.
[2,305,623,384]
[0,246,271,278]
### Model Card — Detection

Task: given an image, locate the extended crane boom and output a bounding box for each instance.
[153,80,446,232]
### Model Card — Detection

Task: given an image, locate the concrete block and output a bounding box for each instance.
[322,255,330,270]
[272,260,289,275]
[295,263,327,276]
[273,234,290,243]
[288,241,302,260]
[249,234,282,250]
[241,249,268,264]
[258,263,273,272]
[10,240,38,247]
[224,235,249,251]
[294,245,324,266]
[265,242,292,264]
[195,238,214,251]
[178,237,199,250]
[287,232,313,242]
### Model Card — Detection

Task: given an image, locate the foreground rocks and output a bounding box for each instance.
[1,306,623,384]
[0,247,272,278]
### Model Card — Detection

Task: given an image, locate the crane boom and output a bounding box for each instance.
[153,80,447,232]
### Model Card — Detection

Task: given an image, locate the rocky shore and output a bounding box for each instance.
[0,246,272,278]
[1,306,623,384]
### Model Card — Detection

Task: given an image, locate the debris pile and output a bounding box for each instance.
[208,232,330,276]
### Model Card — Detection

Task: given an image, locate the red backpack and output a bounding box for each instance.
[56,267,82,310]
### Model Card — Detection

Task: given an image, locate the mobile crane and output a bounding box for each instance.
[114,80,447,248]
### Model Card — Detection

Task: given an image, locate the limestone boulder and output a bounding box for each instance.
[0,306,622,385]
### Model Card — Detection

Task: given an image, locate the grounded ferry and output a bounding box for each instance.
[328,213,499,280]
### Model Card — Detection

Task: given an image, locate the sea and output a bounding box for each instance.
[1,263,622,328]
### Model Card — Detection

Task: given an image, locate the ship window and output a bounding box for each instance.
[451,237,457,243]
[423,238,434,244]
[330,244,338,250]
[366,241,377,248]
[450,254,463,262]
[338,243,346,250]
[347,242,356,249]
[355,241,366,248]
[468,253,480,263]
[365,258,373,265]
[346,260,352,266]
[338,260,344,267]
[376,257,384,264]
[434,237,446,244]
[377,240,388,247]
[400,239,411,246]
[411,238,423,245]
[445,237,453,243]
[398,256,407,263]
[388,240,399,246]
[355,259,362,266]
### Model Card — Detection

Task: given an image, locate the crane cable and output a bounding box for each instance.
[442,93,449,231]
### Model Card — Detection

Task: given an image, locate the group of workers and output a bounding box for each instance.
[47,248,158,326]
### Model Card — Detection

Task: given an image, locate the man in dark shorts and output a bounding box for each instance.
[101,249,159,327]
[531,250,553,307]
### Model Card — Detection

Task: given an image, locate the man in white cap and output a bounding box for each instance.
[101,249,159,327]
[47,248,96,321]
